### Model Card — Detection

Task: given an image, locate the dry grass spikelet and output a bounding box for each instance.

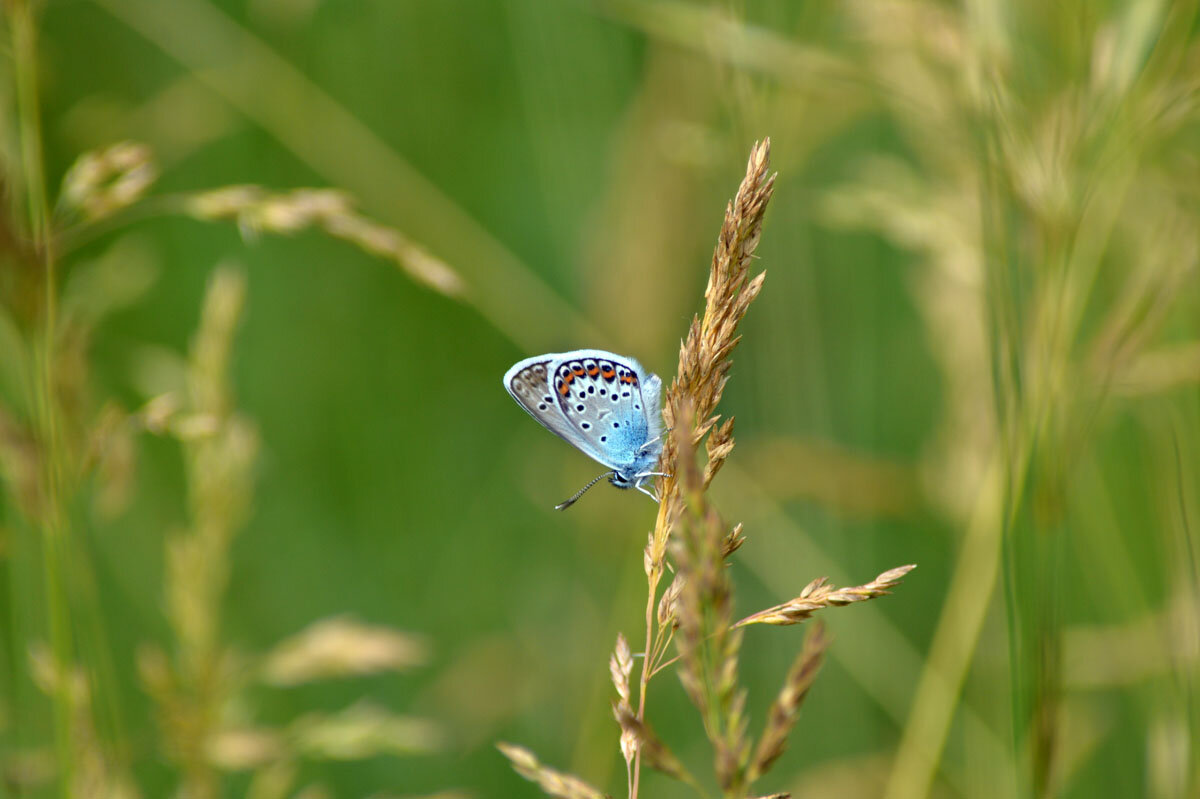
[671,402,751,793]
[610,632,637,766]
[736,564,918,627]
[747,622,830,782]
[60,141,158,221]
[613,704,697,787]
[186,185,464,296]
[656,572,685,628]
[651,139,775,567]
[497,742,609,799]
[290,702,444,758]
[609,632,634,707]
[206,727,285,771]
[656,525,744,629]
[262,616,430,686]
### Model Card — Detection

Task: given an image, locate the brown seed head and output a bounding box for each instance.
[497,742,608,799]
[736,564,917,627]
[749,622,830,781]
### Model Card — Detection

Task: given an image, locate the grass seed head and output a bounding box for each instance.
[736,564,917,627]
[497,742,609,799]
[749,622,830,781]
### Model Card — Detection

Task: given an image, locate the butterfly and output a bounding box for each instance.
[503,350,667,509]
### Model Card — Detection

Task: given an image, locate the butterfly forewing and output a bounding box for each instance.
[548,353,656,469]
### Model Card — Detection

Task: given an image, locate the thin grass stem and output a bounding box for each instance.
[12,3,74,796]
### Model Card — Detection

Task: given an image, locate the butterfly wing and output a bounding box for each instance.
[503,356,577,441]
[503,350,664,474]
[545,350,662,471]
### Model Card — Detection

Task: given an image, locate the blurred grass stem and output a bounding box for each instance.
[884,451,1011,799]
[88,0,601,347]
[11,1,74,795]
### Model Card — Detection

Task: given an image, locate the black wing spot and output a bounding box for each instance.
[587,386,595,393]
[543,395,552,403]
[599,389,606,395]
[576,404,585,412]
[600,436,607,442]
[582,422,591,429]
[578,391,586,399]
[537,403,547,411]
[622,391,630,397]
[613,422,620,429]
[611,394,619,402]
[634,404,641,410]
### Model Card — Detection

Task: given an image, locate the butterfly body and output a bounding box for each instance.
[503,350,664,504]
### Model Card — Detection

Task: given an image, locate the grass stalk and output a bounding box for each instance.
[882,448,1017,799]
[10,2,75,796]
[630,139,773,798]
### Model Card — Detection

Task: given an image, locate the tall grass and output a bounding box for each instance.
[0,6,451,796]
[0,2,1195,798]
[814,3,1200,796]
[501,141,914,799]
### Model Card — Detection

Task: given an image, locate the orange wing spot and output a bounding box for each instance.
[558,382,570,396]
[572,365,585,376]
[620,375,634,384]
[563,372,575,384]
[601,368,615,379]
[587,366,600,376]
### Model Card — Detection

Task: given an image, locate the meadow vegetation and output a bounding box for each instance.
[0,1,1197,798]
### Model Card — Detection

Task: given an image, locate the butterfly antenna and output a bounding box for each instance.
[555,471,615,511]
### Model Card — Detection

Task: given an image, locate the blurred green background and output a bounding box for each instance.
[1,0,1198,797]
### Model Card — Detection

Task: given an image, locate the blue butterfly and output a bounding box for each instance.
[503,350,667,509]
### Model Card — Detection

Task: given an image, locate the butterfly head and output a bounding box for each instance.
[609,470,634,488]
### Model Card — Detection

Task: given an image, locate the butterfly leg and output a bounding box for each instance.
[634,482,660,503]
[639,427,674,452]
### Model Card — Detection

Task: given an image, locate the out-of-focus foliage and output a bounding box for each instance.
[0,1,1196,798]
